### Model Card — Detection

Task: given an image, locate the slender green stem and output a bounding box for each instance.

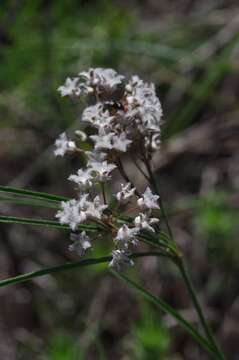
[0,252,165,288]
[0,215,98,232]
[0,185,69,202]
[143,158,225,359]
[112,271,217,359]
[143,157,174,240]
[0,250,218,357]
[0,195,60,209]
[176,259,225,360]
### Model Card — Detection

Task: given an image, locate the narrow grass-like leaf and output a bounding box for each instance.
[0,215,98,232]
[0,195,60,209]
[164,39,237,138]
[0,185,69,203]
[0,257,111,288]
[0,251,166,288]
[112,271,217,358]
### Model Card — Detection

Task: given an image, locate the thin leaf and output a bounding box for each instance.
[0,195,60,209]
[112,271,217,359]
[0,185,69,203]
[0,257,111,288]
[0,215,98,232]
[0,252,166,288]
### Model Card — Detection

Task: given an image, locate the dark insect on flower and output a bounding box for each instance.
[103,100,124,114]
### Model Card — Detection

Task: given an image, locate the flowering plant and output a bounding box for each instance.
[0,68,224,359]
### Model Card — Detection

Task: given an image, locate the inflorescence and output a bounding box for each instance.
[54,68,162,271]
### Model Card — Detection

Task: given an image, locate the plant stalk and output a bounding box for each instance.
[176,258,225,360]
[145,158,225,359]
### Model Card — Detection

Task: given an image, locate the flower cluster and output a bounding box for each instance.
[55,68,162,271]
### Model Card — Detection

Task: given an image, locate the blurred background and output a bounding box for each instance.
[1,0,239,359]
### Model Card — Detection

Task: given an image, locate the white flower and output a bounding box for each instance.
[134,213,159,232]
[112,132,132,152]
[77,193,90,209]
[79,68,124,93]
[116,183,135,203]
[85,195,108,220]
[109,250,134,272]
[58,77,80,97]
[82,104,114,130]
[90,130,114,150]
[115,224,139,248]
[137,187,160,210]
[125,75,162,148]
[54,132,76,157]
[69,231,92,256]
[90,160,116,182]
[55,199,87,230]
[82,103,103,123]
[86,150,107,164]
[68,169,93,188]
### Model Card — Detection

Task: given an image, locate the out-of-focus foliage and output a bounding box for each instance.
[194,192,239,263]
[127,304,170,359]
[46,333,80,360]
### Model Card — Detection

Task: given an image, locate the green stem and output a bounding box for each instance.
[144,159,224,359]
[112,270,217,358]
[0,252,165,288]
[143,157,174,240]
[0,249,217,358]
[176,259,225,360]
[0,185,69,202]
[0,215,98,232]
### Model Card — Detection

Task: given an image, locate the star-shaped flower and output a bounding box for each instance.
[86,150,107,164]
[90,130,114,150]
[68,169,93,189]
[134,213,159,232]
[115,224,139,248]
[58,77,80,97]
[137,187,160,210]
[112,132,132,152]
[54,133,76,157]
[69,231,92,256]
[90,160,116,181]
[85,196,108,220]
[116,183,135,203]
[109,250,134,272]
[55,199,87,230]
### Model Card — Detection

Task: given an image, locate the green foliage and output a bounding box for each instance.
[128,305,170,359]
[194,192,239,263]
[46,333,81,360]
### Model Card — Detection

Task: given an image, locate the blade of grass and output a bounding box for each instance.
[112,271,217,358]
[0,249,215,356]
[0,256,111,288]
[0,251,166,288]
[0,195,60,209]
[0,215,98,232]
[164,38,237,138]
[0,185,69,203]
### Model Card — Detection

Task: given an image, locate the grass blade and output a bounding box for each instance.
[0,185,69,203]
[0,195,60,209]
[0,257,111,288]
[112,271,217,358]
[0,251,166,288]
[0,215,98,231]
